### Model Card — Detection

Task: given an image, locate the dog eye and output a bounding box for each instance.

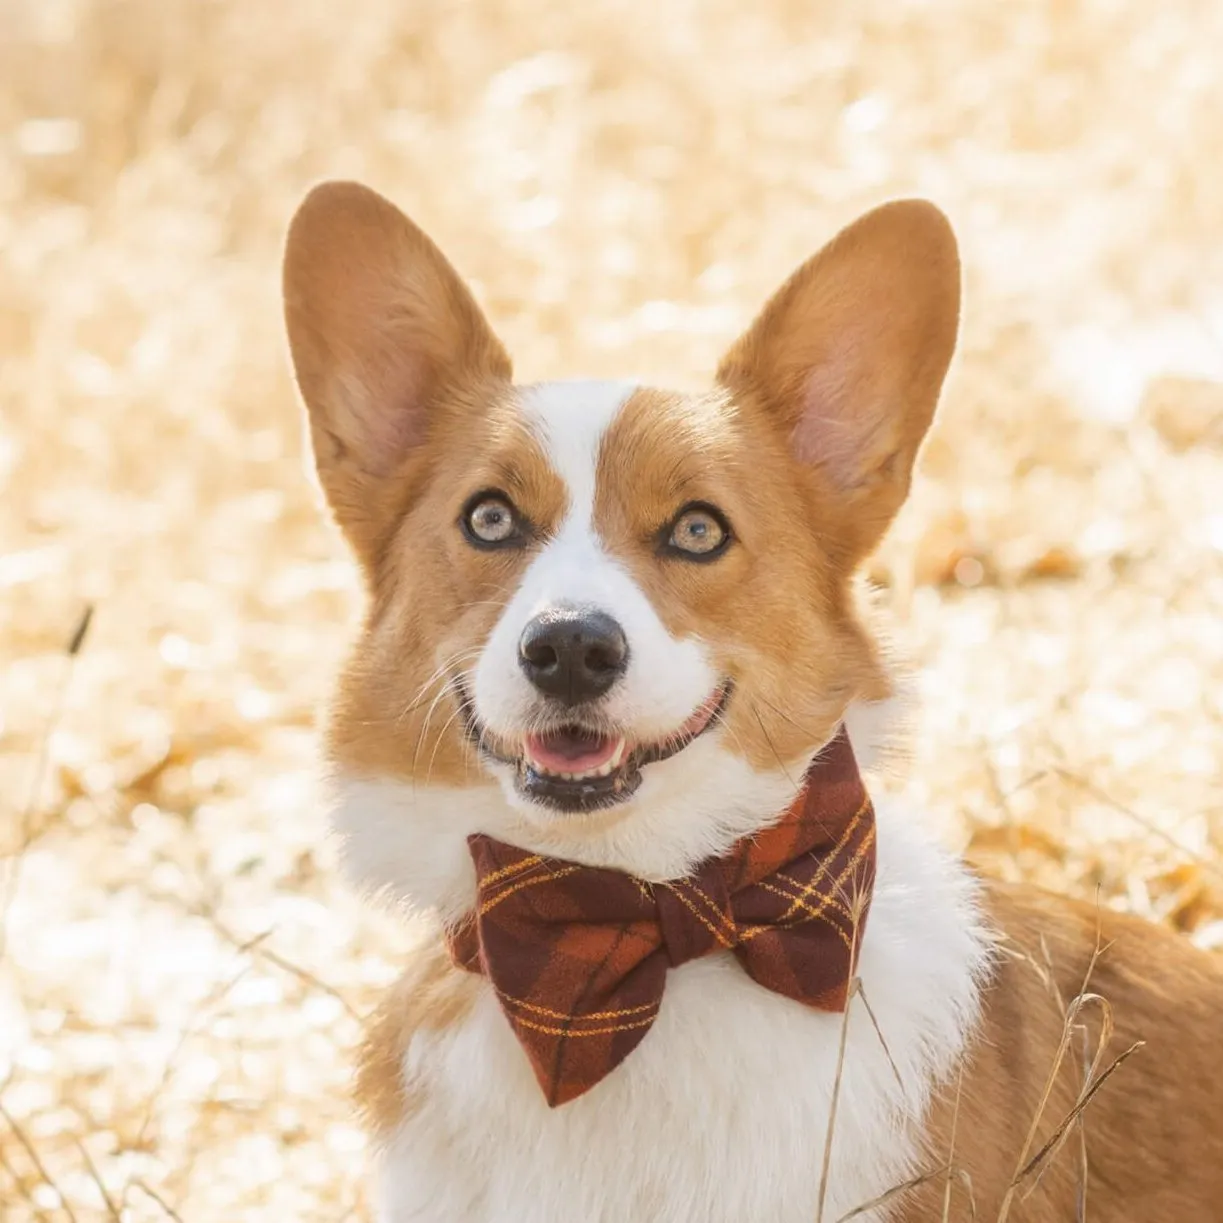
[667,505,730,559]
[462,493,521,547]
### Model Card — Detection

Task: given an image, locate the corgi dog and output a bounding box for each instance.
[282,182,1223,1223]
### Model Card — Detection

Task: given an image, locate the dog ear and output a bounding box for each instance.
[717,199,960,566]
[283,181,511,564]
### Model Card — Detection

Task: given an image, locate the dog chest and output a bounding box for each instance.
[375,954,921,1223]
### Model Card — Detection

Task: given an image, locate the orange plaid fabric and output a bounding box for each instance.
[447,726,876,1106]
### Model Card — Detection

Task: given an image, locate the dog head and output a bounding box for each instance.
[283,183,959,918]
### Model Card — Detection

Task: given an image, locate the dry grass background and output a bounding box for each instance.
[1,0,1222,1218]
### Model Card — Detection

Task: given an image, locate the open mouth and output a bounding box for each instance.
[455,681,732,813]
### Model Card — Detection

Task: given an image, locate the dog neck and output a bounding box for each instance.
[326,696,904,927]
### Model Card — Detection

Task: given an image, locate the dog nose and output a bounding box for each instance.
[518,608,629,705]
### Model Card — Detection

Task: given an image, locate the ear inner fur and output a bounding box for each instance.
[717,199,961,567]
[283,180,512,567]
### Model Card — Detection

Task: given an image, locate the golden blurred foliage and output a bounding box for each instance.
[1,0,1221,1218]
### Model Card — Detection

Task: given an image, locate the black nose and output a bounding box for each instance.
[518,608,629,705]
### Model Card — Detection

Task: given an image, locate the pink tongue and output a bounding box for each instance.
[526,728,619,774]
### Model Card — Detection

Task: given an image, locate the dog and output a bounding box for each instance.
[282,181,1223,1222]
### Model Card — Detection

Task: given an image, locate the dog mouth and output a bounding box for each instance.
[454,680,732,813]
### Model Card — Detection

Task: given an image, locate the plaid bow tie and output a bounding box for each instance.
[447,726,876,1106]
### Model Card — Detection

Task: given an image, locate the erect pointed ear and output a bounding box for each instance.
[283,181,511,563]
[717,199,960,566]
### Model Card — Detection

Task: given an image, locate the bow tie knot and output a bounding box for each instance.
[447,727,876,1107]
[654,868,736,966]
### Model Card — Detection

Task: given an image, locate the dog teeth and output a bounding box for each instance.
[528,737,629,781]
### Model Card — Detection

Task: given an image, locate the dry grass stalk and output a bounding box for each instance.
[1048,767,1223,888]
[70,1138,121,1223]
[816,974,862,1223]
[1,1145,58,1223]
[815,883,870,1223]
[1015,1038,1144,1197]
[127,1180,185,1223]
[1075,1018,1094,1222]
[846,910,1140,1222]
[856,981,905,1093]
[0,605,93,962]
[0,1102,80,1223]
[941,1059,967,1221]
[834,1166,952,1223]
[994,915,1142,1222]
[216,911,359,1023]
[132,950,263,1150]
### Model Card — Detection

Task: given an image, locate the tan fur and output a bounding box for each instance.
[595,386,890,770]
[325,397,569,788]
[356,933,481,1143]
[899,879,1223,1221]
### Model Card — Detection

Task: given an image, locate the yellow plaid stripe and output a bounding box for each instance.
[478,853,544,888]
[751,880,853,952]
[738,820,875,948]
[756,876,854,924]
[659,882,736,947]
[775,799,871,924]
[479,864,582,915]
[510,1013,658,1039]
[499,990,660,1023]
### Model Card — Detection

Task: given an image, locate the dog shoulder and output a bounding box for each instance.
[355,932,482,1143]
[983,874,1223,1005]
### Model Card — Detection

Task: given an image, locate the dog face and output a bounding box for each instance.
[283,183,959,912]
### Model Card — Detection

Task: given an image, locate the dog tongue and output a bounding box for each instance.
[526,727,621,775]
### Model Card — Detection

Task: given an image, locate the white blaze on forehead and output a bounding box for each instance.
[518,379,637,523]
[470,379,723,769]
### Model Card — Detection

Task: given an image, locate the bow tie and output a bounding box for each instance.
[447,726,876,1107]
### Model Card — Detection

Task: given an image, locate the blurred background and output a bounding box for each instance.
[1,0,1221,1219]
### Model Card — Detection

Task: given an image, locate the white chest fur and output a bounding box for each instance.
[372,802,989,1223]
